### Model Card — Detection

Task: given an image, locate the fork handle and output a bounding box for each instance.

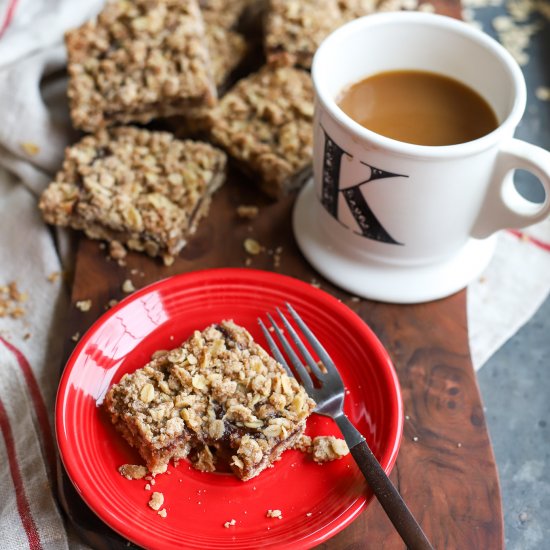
[335,414,434,550]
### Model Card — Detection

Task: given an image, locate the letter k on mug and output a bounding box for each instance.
[293,12,550,304]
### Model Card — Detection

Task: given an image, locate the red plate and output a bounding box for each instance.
[56,268,403,550]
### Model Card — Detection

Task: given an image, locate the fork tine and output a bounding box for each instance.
[285,302,338,375]
[276,307,326,380]
[257,318,294,377]
[266,313,315,394]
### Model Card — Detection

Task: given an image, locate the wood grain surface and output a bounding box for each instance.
[56,2,504,547]
[58,171,504,549]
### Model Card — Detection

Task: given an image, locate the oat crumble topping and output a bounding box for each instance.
[265,0,377,69]
[224,518,237,528]
[199,0,249,29]
[39,127,226,265]
[311,436,350,463]
[210,65,314,198]
[118,464,148,480]
[266,509,283,519]
[65,0,216,132]
[158,508,167,517]
[103,320,315,479]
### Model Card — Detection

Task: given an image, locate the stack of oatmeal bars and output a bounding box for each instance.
[40,0,379,265]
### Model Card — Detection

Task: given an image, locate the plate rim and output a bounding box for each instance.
[56,267,404,549]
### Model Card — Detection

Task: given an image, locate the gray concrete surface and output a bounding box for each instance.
[472,4,549,549]
[479,298,550,550]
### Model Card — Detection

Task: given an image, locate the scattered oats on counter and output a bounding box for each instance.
[236,205,259,219]
[118,464,148,480]
[148,492,164,511]
[71,332,80,342]
[75,299,92,312]
[535,86,550,101]
[0,282,28,319]
[122,279,136,294]
[109,240,127,262]
[273,246,283,269]
[47,271,61,283]
[20,141,40,156]
[244,238,262,255]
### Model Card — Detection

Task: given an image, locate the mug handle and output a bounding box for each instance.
[471,138,550,239]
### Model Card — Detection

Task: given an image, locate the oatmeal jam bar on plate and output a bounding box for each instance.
[56,269,402,549]
[103,320,315,479]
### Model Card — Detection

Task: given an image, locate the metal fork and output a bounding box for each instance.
[259,303,434,550]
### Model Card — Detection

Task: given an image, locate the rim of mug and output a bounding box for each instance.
[312,12,526,159]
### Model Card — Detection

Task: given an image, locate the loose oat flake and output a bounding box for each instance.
[224,519,237,528]
[244,238,262,255]
[148,492,164,511]
[118,464,148,480]
[75,299,92,312]
[0,282,28,319]
[236,205,259,219]
[20,141,40,156]
[122,279,136,293]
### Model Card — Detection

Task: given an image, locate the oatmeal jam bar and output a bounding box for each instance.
[199,0,250,30]
[210,65,314,198]
[39,127,226,265]
[66,0,216,132]
[265,0,377,69]
[205,23,248,89]
[173,22,248,137]
[103,321,316,479]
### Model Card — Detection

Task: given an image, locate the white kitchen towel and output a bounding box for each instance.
[0,0,548,548]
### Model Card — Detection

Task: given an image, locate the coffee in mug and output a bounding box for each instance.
[337,70,499,146]
[293,12,550,303]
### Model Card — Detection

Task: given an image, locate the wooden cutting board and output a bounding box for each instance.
[56,2,504,548]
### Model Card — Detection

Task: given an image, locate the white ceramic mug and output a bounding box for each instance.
[293,12,550,303]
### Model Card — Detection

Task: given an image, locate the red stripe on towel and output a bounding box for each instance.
[0,0,19,38]
[508,229,550,253]
[0,399,42,550]
[0,336,57,485]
